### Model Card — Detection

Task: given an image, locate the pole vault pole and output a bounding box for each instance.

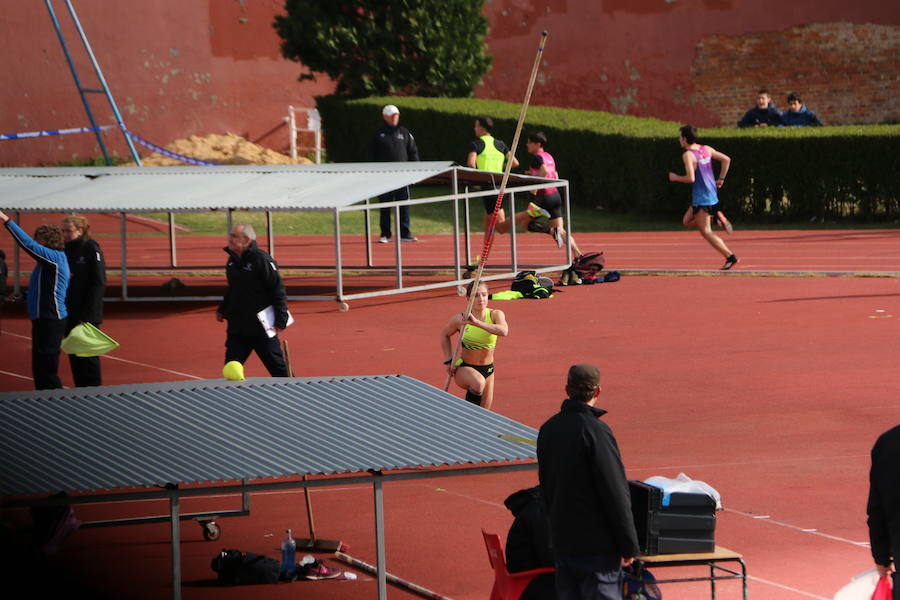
[444,30,548,392]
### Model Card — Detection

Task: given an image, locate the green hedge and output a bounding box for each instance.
[316,95,900,222]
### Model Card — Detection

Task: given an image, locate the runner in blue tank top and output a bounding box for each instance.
[668,125,738,270]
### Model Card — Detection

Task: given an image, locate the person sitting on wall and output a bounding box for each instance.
[736,89,782,128]
[780,92,824,127]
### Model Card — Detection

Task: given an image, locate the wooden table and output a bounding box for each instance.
[635,545,747,599]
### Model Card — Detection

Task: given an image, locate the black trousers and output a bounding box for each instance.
[225,331,289,377]
[378,187,411,239]
[66,319,102,387]
[32,318,67,390]
[554,553,622,600]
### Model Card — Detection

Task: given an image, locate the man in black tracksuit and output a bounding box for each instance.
[868,425,900,599]
[369,104,419,243]
[62,215,107,387]
[216,223,289,377]
[537,364,640,600]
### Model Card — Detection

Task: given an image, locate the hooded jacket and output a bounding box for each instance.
[780,105,824,127]
[504,486,555,573]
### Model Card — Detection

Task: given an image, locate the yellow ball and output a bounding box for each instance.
[222,361,245,381]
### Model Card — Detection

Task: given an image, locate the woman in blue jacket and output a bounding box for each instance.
[0,211,70,389]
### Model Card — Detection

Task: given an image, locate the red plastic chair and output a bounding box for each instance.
[482,529,555,600]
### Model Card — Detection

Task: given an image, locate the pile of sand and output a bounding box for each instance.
[125,132,313,166]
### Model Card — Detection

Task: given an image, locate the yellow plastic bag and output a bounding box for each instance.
[60,322,119,357]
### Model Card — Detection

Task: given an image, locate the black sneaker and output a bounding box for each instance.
[527,220,550,234]
[400,236,418,242]
[721,255,738,270]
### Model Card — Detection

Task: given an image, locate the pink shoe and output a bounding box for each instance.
[716,211,733,234]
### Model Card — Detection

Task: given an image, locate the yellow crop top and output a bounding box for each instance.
[461,309,497,349]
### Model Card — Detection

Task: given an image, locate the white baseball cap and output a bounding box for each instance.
[382,104,399,116]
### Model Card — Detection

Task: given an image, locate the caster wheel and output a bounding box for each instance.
[202,521,221,541]
[338,302,349,312]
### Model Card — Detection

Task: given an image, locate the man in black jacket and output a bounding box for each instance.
[537,363,640,600]
[868,425,900,599]
[369,104,419,243]
[736,89,782,128]
[216,224,289,377]
[61,215,107,387]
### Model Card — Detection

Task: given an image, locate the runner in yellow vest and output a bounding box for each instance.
[466,116,521,241]
[465,118,565,271]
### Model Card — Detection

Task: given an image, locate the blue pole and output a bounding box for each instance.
[45,0,112,165]
[62,0,142,165]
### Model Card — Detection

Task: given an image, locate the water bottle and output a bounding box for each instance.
[280,528,296,580]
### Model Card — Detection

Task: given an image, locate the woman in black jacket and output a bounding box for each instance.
[61,215,107,387]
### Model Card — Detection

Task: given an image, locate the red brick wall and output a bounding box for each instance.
[480,0,900,127]
[692,23,899,126]
[1,1,897,166]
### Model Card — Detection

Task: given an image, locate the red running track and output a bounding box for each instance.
[3,213,899,276]
[1,225,899,599]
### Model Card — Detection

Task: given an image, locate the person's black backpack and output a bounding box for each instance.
[560,251,605,285]
[510,271,552,299]
[211,549,281,585]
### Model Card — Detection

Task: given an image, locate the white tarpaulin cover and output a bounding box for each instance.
[0,162,557,213]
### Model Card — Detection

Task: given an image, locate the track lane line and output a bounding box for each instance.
[3,331,203,380]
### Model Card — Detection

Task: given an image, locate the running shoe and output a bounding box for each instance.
[299,559,342,580]
[715,211,733,234]
[378,235,390,243]
[527,220,550,234]
[400,236,418,242]
[720,254,738,270]
[526,202,551,219]
[550,227,564,249]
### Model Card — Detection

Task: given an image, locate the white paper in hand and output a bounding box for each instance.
[256,305,294,338]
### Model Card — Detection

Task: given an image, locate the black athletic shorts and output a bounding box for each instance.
[467,182,503,214]
[458,360,494,379]
[691,204,718,216]
[534,191,563,219]
[483,194,501,214]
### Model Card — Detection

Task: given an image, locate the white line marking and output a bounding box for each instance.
[0,369,31,381]
[102,355,203,380]
[3,331,203,380]
[746,574,830,599]
[725,508,869,546]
